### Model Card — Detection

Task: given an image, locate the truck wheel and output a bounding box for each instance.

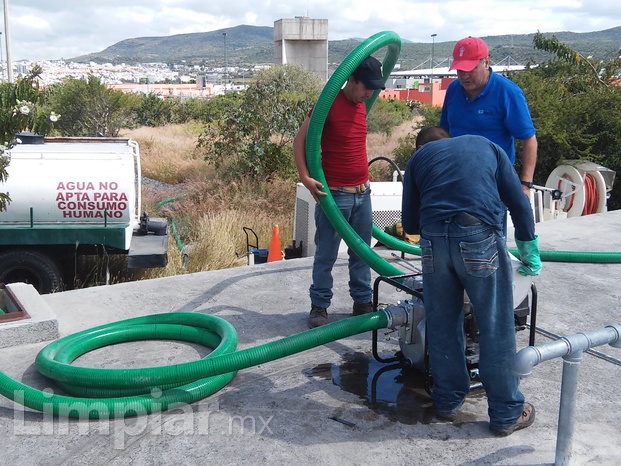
[0,250,63,294]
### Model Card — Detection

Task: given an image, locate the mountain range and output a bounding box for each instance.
[72,24,621,71]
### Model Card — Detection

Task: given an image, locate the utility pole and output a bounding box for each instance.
[3,0,12,83]
[222,32,227,93]
[430,33,437,106]
[0,32,3,82]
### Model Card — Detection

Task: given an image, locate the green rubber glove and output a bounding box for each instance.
[516,235,542,276]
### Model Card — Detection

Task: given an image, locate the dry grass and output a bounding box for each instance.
[367,119,418,160]
[113,119,414,283]
[121,123,209,184]
[367,118,420,181]
[120,123,295,281]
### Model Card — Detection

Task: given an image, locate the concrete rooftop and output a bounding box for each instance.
[1,210,621,465]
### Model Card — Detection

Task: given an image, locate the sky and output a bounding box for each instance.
[4,0,621,62]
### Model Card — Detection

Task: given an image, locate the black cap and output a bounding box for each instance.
[353,56,385,90]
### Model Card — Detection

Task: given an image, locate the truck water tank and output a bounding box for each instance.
[1,139,139,237]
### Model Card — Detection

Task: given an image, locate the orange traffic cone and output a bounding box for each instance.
[267,225,283,262]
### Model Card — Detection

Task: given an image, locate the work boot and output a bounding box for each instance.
[490,402,536,436]
[308,304,328,328]
[352,301,374,316]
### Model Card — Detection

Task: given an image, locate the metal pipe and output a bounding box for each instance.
[530,324,621,366]
[556,349,582,466]
[512,325,621,465]
[513,325,621,376]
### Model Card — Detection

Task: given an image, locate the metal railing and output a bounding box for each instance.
[513,324,621,466]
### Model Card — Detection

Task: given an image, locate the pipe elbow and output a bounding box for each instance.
[512,346,542,377]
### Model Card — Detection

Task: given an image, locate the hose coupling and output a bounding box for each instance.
[383,304,409,329]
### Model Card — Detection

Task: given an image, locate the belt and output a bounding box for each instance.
[454,212,483,226]
[328,182,370,194]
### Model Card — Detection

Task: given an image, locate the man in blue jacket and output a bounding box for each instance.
[401,126,541,436]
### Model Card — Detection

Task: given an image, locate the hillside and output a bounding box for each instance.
[71,24,621,70]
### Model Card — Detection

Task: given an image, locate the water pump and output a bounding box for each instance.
[373,255,537,393]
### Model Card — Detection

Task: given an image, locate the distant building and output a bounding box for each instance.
[108,82,215,99]
[385,64,527,107]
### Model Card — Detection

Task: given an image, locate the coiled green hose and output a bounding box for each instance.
[0,311,388,418]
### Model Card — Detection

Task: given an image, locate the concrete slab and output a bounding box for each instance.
[1,211,620,465]
[0,283,59,348]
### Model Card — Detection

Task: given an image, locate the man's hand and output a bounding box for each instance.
[522,184,532,197]
[302,176,327,203]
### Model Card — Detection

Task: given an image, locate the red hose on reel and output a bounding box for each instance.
[582,173,599,216]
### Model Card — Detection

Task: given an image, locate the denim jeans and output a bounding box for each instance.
[420,212,524,428]
[310,189,372,309]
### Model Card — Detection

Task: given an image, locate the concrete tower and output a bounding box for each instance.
[274,17,328,82]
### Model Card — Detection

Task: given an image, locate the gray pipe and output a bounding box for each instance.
[512,324,621,466]
[513,325,621,376]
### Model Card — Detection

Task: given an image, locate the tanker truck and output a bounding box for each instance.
[0,133,169,294]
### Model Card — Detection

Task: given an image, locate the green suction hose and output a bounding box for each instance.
[306,31,406,278]
[372,226,621,263]
[155,195,188,267]
[513,248,621,263]
[374,221,621,263]
[0,311,389,418]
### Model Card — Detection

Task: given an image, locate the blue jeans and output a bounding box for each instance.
[420,212,524,428]
[310,189,372,309]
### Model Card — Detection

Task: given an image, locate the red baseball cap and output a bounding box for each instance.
[449,37,489,72]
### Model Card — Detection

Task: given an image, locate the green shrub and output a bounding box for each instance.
[367,97,413,135]
[197,64,323,181]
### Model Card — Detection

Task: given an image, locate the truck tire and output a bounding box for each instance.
[0,250,63,294]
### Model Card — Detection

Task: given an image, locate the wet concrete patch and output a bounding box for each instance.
[307,351,438,425]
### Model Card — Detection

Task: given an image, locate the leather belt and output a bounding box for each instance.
[454,212,483,226]
[328,181,370,194]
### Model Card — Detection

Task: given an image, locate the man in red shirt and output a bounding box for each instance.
[294,57,386,328]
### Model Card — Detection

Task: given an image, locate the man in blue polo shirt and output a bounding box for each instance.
[440,36,538,196]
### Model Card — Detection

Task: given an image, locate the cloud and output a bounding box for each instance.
[4,1,620,61]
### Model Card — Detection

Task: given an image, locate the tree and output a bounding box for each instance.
[532,32,621,88]
[198,64,323,181]
[0,68,59,211]
[511,33,621,209]
[45,75,135,136]
[134,92,172,127]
